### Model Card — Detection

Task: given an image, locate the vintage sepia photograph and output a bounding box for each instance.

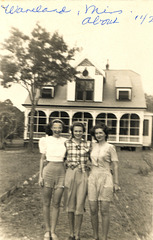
[0,1,153,240]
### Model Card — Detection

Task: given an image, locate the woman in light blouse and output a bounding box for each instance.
[39,119,67,240]
[88,123,120,240]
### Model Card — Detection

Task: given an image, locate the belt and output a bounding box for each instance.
[68,164,79,170]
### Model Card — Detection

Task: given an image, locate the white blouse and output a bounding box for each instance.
[39,136,67,162]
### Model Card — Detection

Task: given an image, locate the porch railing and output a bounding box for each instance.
[26,132,140,143]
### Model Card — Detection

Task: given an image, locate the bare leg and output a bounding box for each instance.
[100,201,110,240]
[68,212,75,237]
[89,201,99,240]
[51,187,64,238]
[42,187,53,232]
[75,214,83,239]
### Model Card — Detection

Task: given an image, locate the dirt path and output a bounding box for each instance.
[0,150,153,240]
[0,177,138,240]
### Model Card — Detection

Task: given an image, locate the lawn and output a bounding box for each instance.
[0,149,40,196]
[117,150,153,239]
[0,148,153,240]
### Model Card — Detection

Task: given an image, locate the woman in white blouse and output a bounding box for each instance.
[39,119,67,240]
[88,123,120,240]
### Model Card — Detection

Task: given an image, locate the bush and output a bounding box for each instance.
[138,166,150,176]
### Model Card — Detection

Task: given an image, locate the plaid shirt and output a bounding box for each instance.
[65,138,91,172]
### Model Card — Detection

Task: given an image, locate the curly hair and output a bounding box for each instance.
[90,122,109,141]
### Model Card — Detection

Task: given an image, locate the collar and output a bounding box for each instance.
[71,138,85,145]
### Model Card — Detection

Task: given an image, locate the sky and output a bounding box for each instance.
[0,0,153,111]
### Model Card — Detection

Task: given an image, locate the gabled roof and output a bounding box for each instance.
[78,58,94,67]
[77,57,104,76]
[23,69,146,109]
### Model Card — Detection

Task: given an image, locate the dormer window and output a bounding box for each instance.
[76,79,94,101]
[116,88,131,101]
[41,87,54,98]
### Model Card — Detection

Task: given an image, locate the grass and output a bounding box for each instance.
[117,150,153,239]
[0,149,40,196]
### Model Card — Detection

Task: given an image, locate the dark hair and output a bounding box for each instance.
[44,119,64,136]
[90,122,109,141]
[70,121,85,138]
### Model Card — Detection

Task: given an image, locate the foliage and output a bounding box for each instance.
[0,23,79,150]
[0,110,17,149]
[145,94,153,112]
[137,166,149,176]
[0,99,24,138]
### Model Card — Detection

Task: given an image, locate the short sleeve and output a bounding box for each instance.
[110,144,118,162]
[39,137,47,154]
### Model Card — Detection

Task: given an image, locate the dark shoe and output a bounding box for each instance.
[68,236,75,240]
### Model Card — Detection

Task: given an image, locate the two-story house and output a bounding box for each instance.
[23,58,153,150]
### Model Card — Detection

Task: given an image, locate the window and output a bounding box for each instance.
[96,113,117,135]
[143,119,149,136]
[116,88,131,100]
[28,111,46,132]
[120,114,140,136]
[76,80,94,101]
[41,87,54,98]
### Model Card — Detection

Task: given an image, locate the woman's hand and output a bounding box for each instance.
[38,175,44,187]
[113,183,121,192]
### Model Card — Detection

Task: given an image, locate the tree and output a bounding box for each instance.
[0,111,17,149]
[0,23,78,150]
[145,94,153,112]
[0,99,24,138]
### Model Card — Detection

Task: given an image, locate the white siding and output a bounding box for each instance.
[67,81,76,101]
[94,75,103,102]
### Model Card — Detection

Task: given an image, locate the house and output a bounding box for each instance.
[23,58,153,150]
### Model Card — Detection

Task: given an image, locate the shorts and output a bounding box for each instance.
[64,168,88,215]
[43,162,65,189]
[88,167,113,202]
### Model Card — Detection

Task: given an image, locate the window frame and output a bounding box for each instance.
[116,88,132,101]
[41,86,54,99]
[143,119,149,136]
[75,79,94,102]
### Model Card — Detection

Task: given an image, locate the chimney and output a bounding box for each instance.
[106,59,109,70]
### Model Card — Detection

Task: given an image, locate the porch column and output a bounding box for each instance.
[92,111,96,126]
[116,115,120,142]
[68,110,73,126]
[45,109,50,124]
[139,114,144,144]
[24,109,29,140]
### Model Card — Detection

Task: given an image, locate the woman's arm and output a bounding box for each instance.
[112,161,120,191]
[38,153,46,187]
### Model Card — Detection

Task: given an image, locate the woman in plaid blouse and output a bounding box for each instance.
[64,122,91,240]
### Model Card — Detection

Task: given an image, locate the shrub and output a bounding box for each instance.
[137,166,149,176]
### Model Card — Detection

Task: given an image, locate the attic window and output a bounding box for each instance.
[116,88,131,101]
[82,69,88,77]
[41,87,54,98]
